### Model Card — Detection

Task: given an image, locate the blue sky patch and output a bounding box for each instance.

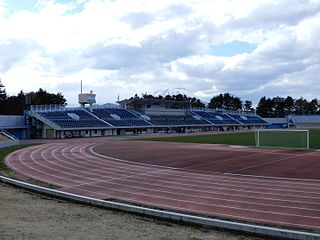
[4,0,84,15]
[5,0,38,13]
[210,41,256,57]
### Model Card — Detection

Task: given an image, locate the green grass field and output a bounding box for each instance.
[145,129,320,150]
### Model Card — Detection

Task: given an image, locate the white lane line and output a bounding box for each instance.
[64,183,320,226]
[64,166,320,200]
[57,147,320,204]
[60,144,157,183]
[55,144,320,214]
[55,143,320,211]
[8,143,320,218]
[65,176,320,213]
[79,171,320,204]
[51,144,121,181]
[8,143,320,205]
[66,186,320,230]
[224,172,320,183]
[7,142,320,231]
[83,144,320,195]
[82,146,320,196]
[5,146,74,187]
[74,144,152,173]
[87,153,320,193]
[38,145,100,182]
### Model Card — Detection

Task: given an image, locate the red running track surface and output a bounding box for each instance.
[5,138,320,231]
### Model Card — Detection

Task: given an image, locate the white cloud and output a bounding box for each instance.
[0,0,319,105]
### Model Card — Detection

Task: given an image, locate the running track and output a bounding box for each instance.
[5,138,320,231]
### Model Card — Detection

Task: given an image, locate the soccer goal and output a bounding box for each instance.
[255,129,310,149]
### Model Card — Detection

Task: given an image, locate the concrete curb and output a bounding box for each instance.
[0,140,20,149]
[1,175,319,240]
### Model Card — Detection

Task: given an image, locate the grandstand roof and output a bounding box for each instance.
[289,115,320,124]
[263,118,287,124]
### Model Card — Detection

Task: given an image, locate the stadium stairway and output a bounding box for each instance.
[125,109,154,126]
[29,111,62,130]
[188,110,217,125]
[82,108,114,127]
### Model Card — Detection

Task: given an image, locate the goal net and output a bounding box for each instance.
[255,129,310,149]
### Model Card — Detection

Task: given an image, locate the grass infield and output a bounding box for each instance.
[144,129,320,150]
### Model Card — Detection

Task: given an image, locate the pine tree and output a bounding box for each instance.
[0,79,7,102]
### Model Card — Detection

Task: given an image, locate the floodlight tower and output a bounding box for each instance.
[78,80,96,109]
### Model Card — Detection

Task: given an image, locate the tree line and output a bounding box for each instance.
[0,79,66,115]
[130,93,205,108]
[208,94,320,117]
[1,78,319,117]
[256,96,319,117]
[134,92,319,117]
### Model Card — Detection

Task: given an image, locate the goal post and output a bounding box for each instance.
[255,129,310,149]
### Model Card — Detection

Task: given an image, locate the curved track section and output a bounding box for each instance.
[5,140,320,231]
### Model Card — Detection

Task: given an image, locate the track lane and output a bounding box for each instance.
[5,139,320,231]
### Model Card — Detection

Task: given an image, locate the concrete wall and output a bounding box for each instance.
[0,138,19,149]
[294,124,320,129]
[0,115,26,128]
[0,115,29,139]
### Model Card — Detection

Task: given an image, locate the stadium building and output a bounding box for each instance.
[26,92,268,139]
[3,90,320,139]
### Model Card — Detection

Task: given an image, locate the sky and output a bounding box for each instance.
[0,0,319,106]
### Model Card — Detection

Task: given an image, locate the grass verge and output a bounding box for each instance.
[142,132,255,146]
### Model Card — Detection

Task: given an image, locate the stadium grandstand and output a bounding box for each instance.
[263,117,288,129]
[3,90,320,139]
[264,115,320,129]
[27,95,268,139]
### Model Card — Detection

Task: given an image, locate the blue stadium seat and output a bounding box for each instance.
[92,108,151,126]
[228,114,268,124]
[148,115,208,126]
[193,111,239,125]
[38,110,108,128]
